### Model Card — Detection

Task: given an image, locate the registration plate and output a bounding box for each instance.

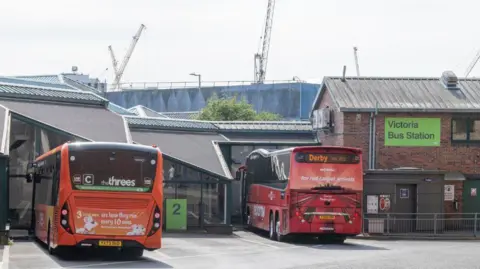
[98,240,122,247]
[319,216,335,220]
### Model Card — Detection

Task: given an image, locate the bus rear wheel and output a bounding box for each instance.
[47,223,55,255]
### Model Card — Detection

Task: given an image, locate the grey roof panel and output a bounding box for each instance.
[131,130,230,178]
[213,121,313,132]
[221,132,317,143]
[3,76,71,90]
[0,84,104,104]
[126,117,218,131]
[0,100,128,142]
[161,111,200,120]
[320,76,480,112]
[12,75,62,84]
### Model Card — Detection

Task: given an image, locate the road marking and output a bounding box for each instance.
[154,250,173,259]
[65,260,138,268]
[0,245,10,269]
[147,245,301,261]
[237,237,281,249]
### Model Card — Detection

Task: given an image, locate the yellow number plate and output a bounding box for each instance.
[98,240,122,247]
[319,216,335,220]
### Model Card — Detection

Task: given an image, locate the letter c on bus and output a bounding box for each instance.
[83,174,94,185]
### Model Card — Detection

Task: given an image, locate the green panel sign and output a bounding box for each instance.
[165,199,187,230]
[384,117,441,147]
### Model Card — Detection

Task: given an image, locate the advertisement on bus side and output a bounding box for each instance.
[74,208,150,236]
[290,162,363,191]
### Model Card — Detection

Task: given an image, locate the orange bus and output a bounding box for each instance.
[27,142,163,257]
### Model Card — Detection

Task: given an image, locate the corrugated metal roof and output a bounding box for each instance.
[317,76,480,112]
[0,84,105,104]
[126,115,313,133]
[1,76,72,90]
[12,75,62,84]
[161,111,200,120]
[213,121,313,132]
[126,117,219,131]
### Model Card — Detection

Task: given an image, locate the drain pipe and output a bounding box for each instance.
[368,112,373,170]
[371,102,379,169]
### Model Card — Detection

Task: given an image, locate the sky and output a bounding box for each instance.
[1,0,480,85]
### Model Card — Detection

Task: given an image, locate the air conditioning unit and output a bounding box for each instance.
[312,108,331,130]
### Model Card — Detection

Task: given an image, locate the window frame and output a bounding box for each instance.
[451,118,480,143]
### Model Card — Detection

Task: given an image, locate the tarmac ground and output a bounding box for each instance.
[1,230,480,269]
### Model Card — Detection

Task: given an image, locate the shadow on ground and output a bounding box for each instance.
[242,228,389,251]
[39,243,173,269]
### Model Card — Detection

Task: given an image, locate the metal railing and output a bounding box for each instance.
[107,79,302,91]
[363,213,480,238]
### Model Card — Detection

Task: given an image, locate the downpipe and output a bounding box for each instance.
[368,113,373,170]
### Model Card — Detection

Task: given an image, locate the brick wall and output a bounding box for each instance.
[315,89,344,147]
[341,112,480,174]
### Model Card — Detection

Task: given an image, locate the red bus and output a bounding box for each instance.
[27,142,163,257]
[236,146,363,243]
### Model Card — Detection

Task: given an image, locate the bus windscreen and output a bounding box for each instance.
[69,149,157,192]
[290,151,362,191]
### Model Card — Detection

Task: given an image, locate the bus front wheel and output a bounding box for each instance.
[268,213,276,240]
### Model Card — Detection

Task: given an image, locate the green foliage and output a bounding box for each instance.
[195,94,282,121]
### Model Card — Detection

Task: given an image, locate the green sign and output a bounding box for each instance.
[165,199,187,230]
[384,117,441,147]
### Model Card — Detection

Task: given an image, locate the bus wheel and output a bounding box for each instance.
[246,211,252,229]
[47,224,55,255]
[275,217,284,242]
[268,213,276,240]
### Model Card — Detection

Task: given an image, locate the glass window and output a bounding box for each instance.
[231,145,253,166]
[175,183,202,227]
[202,180,226,225]
[163,159,201,182]
[452,119,467,140]
[68,149,157,193]
[470,120,480,141]
[452,118,480,142]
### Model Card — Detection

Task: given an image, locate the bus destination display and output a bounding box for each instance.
[295,152,360,164]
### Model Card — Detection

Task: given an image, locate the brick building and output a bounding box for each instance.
[311,71,480,216]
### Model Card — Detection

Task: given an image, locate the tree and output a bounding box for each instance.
[195,94,282,121]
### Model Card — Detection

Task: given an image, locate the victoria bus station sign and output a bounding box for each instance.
[72,174,152,192]
[384,117,441,147]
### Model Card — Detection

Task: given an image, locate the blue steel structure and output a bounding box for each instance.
[106,82,320,120]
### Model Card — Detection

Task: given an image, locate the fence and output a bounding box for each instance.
[109,79,301,91]
[363,213,480,238]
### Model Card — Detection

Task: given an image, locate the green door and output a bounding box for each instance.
[463,180,480,213]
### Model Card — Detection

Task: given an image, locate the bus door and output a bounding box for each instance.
[235,167,248,225]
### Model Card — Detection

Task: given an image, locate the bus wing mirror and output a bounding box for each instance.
[25,173,33,183]
[25,162,38,183]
